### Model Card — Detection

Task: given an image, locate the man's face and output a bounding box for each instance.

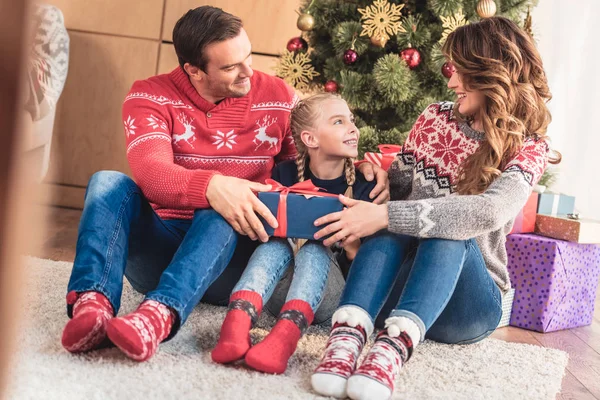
[200,28,254,101]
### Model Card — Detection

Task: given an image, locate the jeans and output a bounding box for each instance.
[66,171,259,339]
[340,232,503,344]
[233,238,334,312]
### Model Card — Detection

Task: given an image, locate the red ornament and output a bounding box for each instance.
[441,61,456,79]
[400,48,421,69]
[343,49,358,65]
[286,37,308,53]
[324,80,339,93]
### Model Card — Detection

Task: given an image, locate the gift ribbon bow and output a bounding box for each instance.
[265,179,338,237]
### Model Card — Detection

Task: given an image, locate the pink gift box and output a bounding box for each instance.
[363,144,401,171]
[506,234,600,332]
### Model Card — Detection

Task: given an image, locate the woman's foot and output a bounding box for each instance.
[106,300,174,362]
[346,330,414,400]
[61,291,113,353]
[311,306,373,398]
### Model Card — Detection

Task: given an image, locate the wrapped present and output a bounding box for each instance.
[506,234,600,332]
[497,288,515,328]
[535,215,600,244]
[537,193,575,215]
[509,192,539,234]
[364,144,401,171]
[258,179,343,240]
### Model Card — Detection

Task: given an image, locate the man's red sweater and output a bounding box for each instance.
[122,67,298,220]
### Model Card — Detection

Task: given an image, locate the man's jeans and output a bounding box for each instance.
[233,238,334,311]
[340,232,503,344]
[66,171,343,337]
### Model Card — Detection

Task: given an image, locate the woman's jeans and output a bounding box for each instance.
[233,238,334,312]
[340,232,503,344]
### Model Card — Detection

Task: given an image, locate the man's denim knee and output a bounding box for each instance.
[86,170,137,200]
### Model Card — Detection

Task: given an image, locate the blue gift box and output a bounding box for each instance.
[537,193,576,216]
[258,191,343,240]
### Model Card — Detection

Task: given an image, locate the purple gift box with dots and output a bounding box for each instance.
[505,234,600,332]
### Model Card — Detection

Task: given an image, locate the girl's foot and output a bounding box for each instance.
[61,290,113,353]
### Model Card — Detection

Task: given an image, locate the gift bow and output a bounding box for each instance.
[265,179,338,237]
[378,144,402,154]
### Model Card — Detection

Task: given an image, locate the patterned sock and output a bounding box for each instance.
[211,290,263,364]
[311,323,367,398]
[245,299,314,374]
[105,299,174,362]
[346,330,414,400]
[61,290,114,353]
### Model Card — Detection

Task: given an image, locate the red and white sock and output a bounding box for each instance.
[311,306,373,398]
[346,329,415,400]
[105,299,174,362]
[244,299,314,374]
[61,290,113,353]
[212,290,263,364]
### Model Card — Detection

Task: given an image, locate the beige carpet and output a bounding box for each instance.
[6,257,568,400]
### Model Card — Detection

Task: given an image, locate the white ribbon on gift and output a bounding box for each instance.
[551,194,560,216]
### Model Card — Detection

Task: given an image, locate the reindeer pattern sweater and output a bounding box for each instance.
[122,67,298,220]
[387,102,549,292]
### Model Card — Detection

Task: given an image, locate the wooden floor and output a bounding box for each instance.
[34,207,600,400]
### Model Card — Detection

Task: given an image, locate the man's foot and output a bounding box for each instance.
[212,290,263,364]
[106,300,174,362]
[245,299,313,374]
[62,291,113,353]
[346,330,413,400]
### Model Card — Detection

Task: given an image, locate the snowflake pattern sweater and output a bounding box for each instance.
[122,67,298,220]
[387,102,549,292]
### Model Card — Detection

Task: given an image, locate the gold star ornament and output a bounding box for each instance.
[276,50,320,92]
[358,0,406,41]
[439,11,468,44]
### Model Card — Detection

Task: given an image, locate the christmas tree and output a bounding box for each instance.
[277,0,538,157]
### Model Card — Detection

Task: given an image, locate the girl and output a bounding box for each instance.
[211,93,376,374]
[310,17,561,400]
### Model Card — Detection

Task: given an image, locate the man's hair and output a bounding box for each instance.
[172,6,243,72]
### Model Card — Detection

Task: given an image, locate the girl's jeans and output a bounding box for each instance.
[233,238,335,312]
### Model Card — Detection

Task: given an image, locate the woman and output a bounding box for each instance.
[309,16,560,400]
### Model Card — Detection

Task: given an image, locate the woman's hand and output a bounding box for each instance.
[314,195,389,247]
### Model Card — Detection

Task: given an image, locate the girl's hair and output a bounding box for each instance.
[289,93,355,198]
[442,16,561,195]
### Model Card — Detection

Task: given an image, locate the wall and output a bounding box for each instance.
[533,1,600,219]
[43,0,301,208]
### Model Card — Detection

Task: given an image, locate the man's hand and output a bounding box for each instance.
[205,175,277,242]
[314,195,389,247]
[357,162,390,204]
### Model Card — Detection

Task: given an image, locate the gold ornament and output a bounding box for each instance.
[524,7,533,38]
[439,11,468,44]
[297,13,315,31]
[276,50,320,92]
[476,0,497,18]
[370,33,388,48]
[358,0,406,42]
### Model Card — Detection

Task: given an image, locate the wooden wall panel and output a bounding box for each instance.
[157,43,278,75]
[162,0,302,54]
[43,184,86,209]
[47,32,159,188]
[44,0,165,39]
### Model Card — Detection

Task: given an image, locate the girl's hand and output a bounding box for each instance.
[314,195,389,247]
[342,238,361,261]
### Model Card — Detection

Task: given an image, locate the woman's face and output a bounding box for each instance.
[447,67,486,120]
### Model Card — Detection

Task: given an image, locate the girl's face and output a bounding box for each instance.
[304,99,359,159]
[447,67,486,122]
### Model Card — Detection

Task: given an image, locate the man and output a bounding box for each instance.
[61,6,388,362]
